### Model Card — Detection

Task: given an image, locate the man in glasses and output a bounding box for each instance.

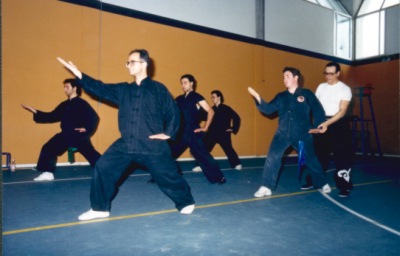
[57,49,195,220]
[303,62,353,197]
[21,79,101,181]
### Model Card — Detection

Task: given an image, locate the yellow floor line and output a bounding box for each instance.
[3,179,394,236]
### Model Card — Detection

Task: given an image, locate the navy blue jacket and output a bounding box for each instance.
[77,74,180,155]
[209,104,240,135]
[175,91,205,135]
[256,87,325,141]
[34,97,99,145]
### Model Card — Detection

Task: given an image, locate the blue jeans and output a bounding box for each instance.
[262,134,327,191]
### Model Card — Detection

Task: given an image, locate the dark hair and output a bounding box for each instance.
[180,74,197,91]
[129,49,151,67]
[64,78,82,96]
[211,90,224,103]
[325,62,341,73]
[283,67,303,87]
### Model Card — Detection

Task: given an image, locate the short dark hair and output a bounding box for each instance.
[283,67,303,86]
[180,74,197,91]
[211,90,224,103]
[64,78,82,96]
[325,62,341,73]
[129,49,151,67]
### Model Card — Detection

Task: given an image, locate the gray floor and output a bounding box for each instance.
[2,156,400,255]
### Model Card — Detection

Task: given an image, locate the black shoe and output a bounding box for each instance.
[147,177,155,184]
[217,177,226,185]
[301,175,313,190]
[339,190,350,197]
[300,183,313,190]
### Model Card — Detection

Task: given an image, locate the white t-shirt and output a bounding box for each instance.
[315,81,352,116]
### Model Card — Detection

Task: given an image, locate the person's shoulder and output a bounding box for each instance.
[338,81,351,89]
[298,87,314,95]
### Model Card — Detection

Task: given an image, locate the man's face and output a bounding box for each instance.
[180,78,193,93]
[324,66,340,85]
[126,52,146,76]
[283,71,298,89]
[210,93,220,105]
[64,82,77,98]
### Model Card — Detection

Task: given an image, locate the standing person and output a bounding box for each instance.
[192,90,242,172]
[21,79,101,181]
[171,75,226,184]
[303,62,353,197]
[57,49,195,221]
[248,67,331,197]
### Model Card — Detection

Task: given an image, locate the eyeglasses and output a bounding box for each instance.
[126,60,144,66]
[323,72,337,76]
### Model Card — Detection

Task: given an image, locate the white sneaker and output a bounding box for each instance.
[234,164,242,170]
[192,166,202,172]
[78,209,110,221]
[180,204,195,214]
[254,186,272,198]
[33,172,54,181]
[321,184,332,194]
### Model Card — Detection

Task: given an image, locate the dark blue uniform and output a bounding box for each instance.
[203,103,241,168]
[34,97,100,173]
[78,74,194,212]
[255,87,328,190]
[172,91,225,184]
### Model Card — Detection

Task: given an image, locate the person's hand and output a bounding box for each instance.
[21,104,37,114]
[57,57,82,79]
[309,128,321,134]
[194,127,207,133]
[149,133,170,140]
[248,87,261,104]
[75,128,87,133]
[309,123,328,134]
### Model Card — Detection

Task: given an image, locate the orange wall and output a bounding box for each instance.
[2,0,399,166]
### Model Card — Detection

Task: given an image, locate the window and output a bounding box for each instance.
[305,0,352,59]
[336,14,351,59]
[304,0,348,15]
[356,0,399,59]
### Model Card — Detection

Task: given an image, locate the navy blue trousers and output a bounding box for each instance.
[90,140,195,211]
[203,132,241,168]
[170,132,225,183]
[262,134,327,191]
[36,133,100,173]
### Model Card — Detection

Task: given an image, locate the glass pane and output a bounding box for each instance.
[336,15,351,59]
[383,0,400,8]
[356,13,380,58]
[330,0,348,14]
[358,0,384,15]
[317,0,333,9]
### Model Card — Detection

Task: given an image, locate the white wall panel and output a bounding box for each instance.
[101,0,257,38]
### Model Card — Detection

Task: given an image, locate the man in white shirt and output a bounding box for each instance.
[304,62,354,197]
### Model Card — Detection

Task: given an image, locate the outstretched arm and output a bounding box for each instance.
[248,87,261,104]
[57,57,82,79]
[21,104,37,114]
